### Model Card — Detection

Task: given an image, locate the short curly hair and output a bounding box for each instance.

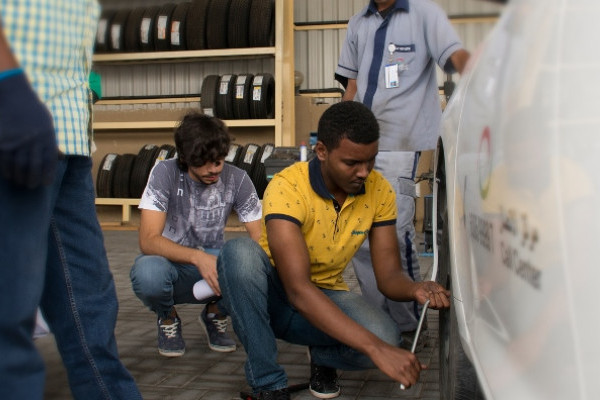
[317,101,379,150]
[174,112,231,172]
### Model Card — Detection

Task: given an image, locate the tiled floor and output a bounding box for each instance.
[37,230,441,399]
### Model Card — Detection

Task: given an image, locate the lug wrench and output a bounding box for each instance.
[399,299,430,390]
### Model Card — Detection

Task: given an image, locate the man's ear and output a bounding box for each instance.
[314,141,328,161]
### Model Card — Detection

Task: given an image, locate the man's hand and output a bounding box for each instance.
[413,281,451,309]
[193,251,220,296]
[0,71,58,188]
[368,342,426,388]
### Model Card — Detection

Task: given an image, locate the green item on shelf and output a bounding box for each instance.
[89,70,102,102]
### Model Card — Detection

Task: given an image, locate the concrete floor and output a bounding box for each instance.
[36,230,441,399]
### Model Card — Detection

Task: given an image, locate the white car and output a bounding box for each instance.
[434,0,600,399]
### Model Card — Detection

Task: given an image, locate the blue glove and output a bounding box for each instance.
[0,70,58,188]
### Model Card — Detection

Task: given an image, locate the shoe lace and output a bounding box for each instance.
[160,320,180,339]
[211,317,228,334]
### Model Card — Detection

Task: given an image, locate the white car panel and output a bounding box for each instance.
[437,0,600,398]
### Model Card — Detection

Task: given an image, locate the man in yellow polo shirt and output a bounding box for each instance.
[216,101,450,400]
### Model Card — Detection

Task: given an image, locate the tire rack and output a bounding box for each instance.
[93,0,295,229]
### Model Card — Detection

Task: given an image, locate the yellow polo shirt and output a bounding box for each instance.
[259,158,397,291]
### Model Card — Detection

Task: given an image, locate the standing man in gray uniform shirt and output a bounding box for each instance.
[130,112,262,357]
[335,0,469,346]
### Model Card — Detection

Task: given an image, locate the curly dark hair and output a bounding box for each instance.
[174,112,231,172]
[317,101,379,150]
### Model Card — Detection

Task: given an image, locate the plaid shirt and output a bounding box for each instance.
[1,0,100,156]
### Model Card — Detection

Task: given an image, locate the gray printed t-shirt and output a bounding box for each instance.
[139,159,262,249]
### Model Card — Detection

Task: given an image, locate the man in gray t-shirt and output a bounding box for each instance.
[130,112,262,358]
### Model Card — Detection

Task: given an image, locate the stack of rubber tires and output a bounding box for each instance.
[97,142,276,199]
[96,144,177,198]
[225,142,274,198]
[95,0,274,53]
[200,73,275,120]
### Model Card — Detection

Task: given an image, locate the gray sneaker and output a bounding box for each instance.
[157,307,185,357]
[199,307,236,353]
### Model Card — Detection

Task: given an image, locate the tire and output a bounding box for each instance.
[96,153,119,198]
[186,0,211,50]
[236,143,261,178]
[224,143,243,166]
[215,74,237,120]
[130,144,160,198]
[170,2,191,51]
[437,150,484,400]
[153,144,177,166]
[251,143,274,198]
[109,9,131,52]
[154,3,177,51]
[112,153,136,198]
[205,0,231,49]
[228,0,251,48]
[233,73,253,119]
[124,7,146,52]
[250,73,275,119]
[140,6,160,51]
[249,0,274,47]
[201,74,220,117]
[439,278,484,400]
[95,9,117,53]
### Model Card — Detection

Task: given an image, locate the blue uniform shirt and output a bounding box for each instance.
[336,0,464,151]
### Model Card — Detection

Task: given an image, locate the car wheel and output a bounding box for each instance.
[439,276,484,400]
[436,151,484,400]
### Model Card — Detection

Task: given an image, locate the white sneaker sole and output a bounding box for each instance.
[309,387,341,399]
[158,348,185,357]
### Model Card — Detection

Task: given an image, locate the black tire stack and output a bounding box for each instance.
[96,143,306,200]
[201,73,274,120]
[94,0,275,53]
[229,142,279,199]
[96,144,177,199]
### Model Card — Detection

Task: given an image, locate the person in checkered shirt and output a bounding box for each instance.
[0,1,141,398]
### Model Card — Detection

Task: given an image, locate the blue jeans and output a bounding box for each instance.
[130,249,220,319]
[217,237,400,392]
[0,156,141,400]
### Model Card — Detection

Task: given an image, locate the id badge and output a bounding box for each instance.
[385,63,399,88]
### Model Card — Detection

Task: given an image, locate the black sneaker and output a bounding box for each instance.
[309,361,340,399]
[157,307,185,357]
[257,388,290,400]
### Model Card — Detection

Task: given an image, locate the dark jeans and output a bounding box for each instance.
[0,156,141,399]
